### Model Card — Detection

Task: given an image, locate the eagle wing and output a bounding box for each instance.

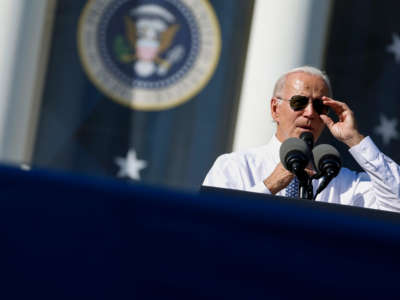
[124,16,136,49]
[158,24,180,54]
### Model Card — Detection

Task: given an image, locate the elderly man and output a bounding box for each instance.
[203,66,400,212]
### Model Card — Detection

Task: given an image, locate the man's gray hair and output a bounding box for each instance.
[273,66,332,98]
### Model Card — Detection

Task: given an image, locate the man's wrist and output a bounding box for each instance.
[263,178,278,194]
[344,132,365,148]
[263,174,293,195]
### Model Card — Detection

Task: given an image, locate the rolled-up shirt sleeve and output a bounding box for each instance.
[349,136,400,211]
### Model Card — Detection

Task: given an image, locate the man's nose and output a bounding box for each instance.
[302,100,316,117]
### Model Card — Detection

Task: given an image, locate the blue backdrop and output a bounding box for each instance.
[32,0,254,190]
[322,0,400,170]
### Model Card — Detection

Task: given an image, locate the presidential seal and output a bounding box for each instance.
[78,0,221,110]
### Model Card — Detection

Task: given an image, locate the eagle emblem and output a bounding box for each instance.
[114,4,184,78]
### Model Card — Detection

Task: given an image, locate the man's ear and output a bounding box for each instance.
[270,97,279,123]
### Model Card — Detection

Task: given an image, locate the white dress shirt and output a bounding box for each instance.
[203,135,400,212]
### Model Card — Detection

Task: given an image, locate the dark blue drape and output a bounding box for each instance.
[33,0,254,189]
[322,1,400,170]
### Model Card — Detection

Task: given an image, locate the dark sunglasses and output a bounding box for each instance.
[278,95,330,115]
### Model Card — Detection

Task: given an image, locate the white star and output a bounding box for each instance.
[387,33,400,63]
[115,149,147,180]
[373,114,399,146]
[20,163,31,171]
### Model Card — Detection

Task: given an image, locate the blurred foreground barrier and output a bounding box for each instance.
[1,165,400,298]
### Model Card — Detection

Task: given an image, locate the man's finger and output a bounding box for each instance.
[304,167,316,176]
[320,114,334,129]
[322,96,349,114]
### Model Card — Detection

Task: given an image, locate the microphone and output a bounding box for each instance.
[312,144,342,199]
[279,138,311,175]
[300,132,314,151]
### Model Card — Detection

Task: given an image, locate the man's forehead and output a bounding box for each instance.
[283,72,329,94]
[292,78,307,90]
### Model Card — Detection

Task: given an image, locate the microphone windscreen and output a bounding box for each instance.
[279,138,310,170]
[312,144,341,172]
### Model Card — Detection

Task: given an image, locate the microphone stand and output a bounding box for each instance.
[297,132,314,200]
[296,170,313,200]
